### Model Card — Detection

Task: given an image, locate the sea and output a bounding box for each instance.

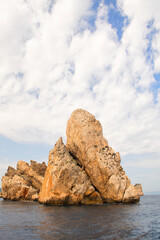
[0,195,160,240]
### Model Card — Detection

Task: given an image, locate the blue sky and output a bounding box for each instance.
[0,0,160,193]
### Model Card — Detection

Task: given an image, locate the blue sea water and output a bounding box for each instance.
[0,195,160,240]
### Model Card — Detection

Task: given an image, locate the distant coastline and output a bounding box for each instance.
[144,191,160,195]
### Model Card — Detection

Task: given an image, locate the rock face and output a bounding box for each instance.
[39,138,102,205]
[2,160,47,201]
[66,109,142,203]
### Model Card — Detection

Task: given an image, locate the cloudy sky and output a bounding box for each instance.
[0,0,160,193]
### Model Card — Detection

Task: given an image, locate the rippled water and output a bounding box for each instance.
[0,195,160,240]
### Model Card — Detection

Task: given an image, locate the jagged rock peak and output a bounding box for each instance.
[66,109,142,203]
[39,137,102,205]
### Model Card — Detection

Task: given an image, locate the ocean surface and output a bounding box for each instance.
[0,195,160,240]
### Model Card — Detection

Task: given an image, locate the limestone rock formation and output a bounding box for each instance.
[39,138,102,205]
[2,160,47,201]
[66,109,142,203]
[1,109,143,204]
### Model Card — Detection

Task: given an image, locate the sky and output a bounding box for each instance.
[0,0,160,193]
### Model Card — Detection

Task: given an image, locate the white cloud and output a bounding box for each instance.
[0,0,160,161]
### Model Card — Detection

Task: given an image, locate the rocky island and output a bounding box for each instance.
[1,109,143,204]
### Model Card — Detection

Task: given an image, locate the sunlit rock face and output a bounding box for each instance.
[66,109,142,203]
[39,138,102,205]
[2,160,47,201]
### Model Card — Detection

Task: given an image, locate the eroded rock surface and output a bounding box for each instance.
[66,109,142,203]
[39,138,102,205]
[2,160,47,201]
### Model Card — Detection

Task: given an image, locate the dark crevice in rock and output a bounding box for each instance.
[68,151,83,168]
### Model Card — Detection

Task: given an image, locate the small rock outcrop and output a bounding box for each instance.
[39,138,102,205]
[66,109,142,203]
[134,184,144,196]
[2,160,47,201]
